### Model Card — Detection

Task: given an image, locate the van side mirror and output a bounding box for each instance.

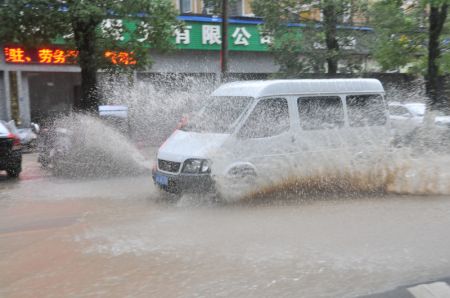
[176,115,189,129]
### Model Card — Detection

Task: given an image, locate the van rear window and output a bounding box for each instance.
[298,96,345,130]
[346,94,386,127]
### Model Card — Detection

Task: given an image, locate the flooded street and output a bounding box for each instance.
[0,155,450,298]
[4,0,450,296]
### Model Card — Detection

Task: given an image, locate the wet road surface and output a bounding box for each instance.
[1,154,450,298]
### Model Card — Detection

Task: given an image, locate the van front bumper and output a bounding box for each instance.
[152,169,215,194]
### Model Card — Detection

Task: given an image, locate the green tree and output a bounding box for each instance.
[427,0,449,110]
[370,0,450,110]
[370,0,425,71]
[252,0,369,76]
[0,0,178,111]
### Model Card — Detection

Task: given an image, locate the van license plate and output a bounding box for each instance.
[155,174,169,186]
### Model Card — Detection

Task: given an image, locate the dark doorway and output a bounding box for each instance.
[28,72,81,123]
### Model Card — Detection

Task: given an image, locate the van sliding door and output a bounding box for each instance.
[233,97,292,176]
[294,96,347,173]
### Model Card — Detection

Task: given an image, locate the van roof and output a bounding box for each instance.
[211,79,384,98]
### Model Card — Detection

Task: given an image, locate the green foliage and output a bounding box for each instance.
[0,0,69,47]
[369,0,426,73]
[271,28,310,75]
[0,0,179,110]
[369,0,450,77]
[252,0,369,76]
[371,0,450,108]
[426,0,450,7]
[0,0,179,71]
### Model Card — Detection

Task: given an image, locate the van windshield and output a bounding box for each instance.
[181,96,253,133]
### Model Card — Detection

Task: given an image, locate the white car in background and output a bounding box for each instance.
[389,102,425,124]
[389,102,450,152]
[0,120,39,150]
[389,102,450,131]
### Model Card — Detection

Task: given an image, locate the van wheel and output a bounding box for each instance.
[219,167,257,201]
[228,167,257,180]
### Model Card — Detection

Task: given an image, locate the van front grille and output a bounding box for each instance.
[158,159,181,173]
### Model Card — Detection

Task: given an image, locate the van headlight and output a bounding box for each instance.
[182,159,211,174]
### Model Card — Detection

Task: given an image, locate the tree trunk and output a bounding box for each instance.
[323,0,339,75]
[73,20,99,112]
[426,4,448,111]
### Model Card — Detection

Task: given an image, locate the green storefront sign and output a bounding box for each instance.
[170,20,370,53]
[173,22,270,52]
[5,18,369,60]
[50,18,369,53]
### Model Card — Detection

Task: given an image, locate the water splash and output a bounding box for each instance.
[43,76,218,178]
[48,113,149,177]
[44,77,450,199]
[100,74,217,145]
[216,145,450,203]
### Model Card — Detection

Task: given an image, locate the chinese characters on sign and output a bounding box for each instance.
[3,47,136,65]
[202,25,222,45]
[232,27,252,46]
[104,51,137,65]
[260,33,272,45]
[37,48,79,64]
[173,23,272,50]
[170,21,362,52]
[174,26,192,44]
[2,21,362,61]
[4,47,31,63]
[4,47,79,65]
[3,23,274,66]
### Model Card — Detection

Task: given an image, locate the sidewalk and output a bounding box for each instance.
[20,153,50,181]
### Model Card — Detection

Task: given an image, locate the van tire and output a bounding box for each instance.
[228,166,257,180]
[227,167,257,189]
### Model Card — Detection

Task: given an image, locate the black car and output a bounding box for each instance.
[0,121,22,177]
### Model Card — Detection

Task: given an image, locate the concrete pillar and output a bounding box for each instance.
[133,70,138,85]
[17,71,31,126]
[0,72,5,120]
[3,70,11,120]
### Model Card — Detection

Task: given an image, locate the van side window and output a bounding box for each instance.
[347,94,386,127]
[298,96,345,130]
[238,98,289,138]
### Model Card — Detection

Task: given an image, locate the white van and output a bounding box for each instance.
[152,79,389,195]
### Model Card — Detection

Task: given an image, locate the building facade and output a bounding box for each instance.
[0,1,374,126]
[174,0,255,16]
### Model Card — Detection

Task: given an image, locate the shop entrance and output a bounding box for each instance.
[28,72,81,123]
